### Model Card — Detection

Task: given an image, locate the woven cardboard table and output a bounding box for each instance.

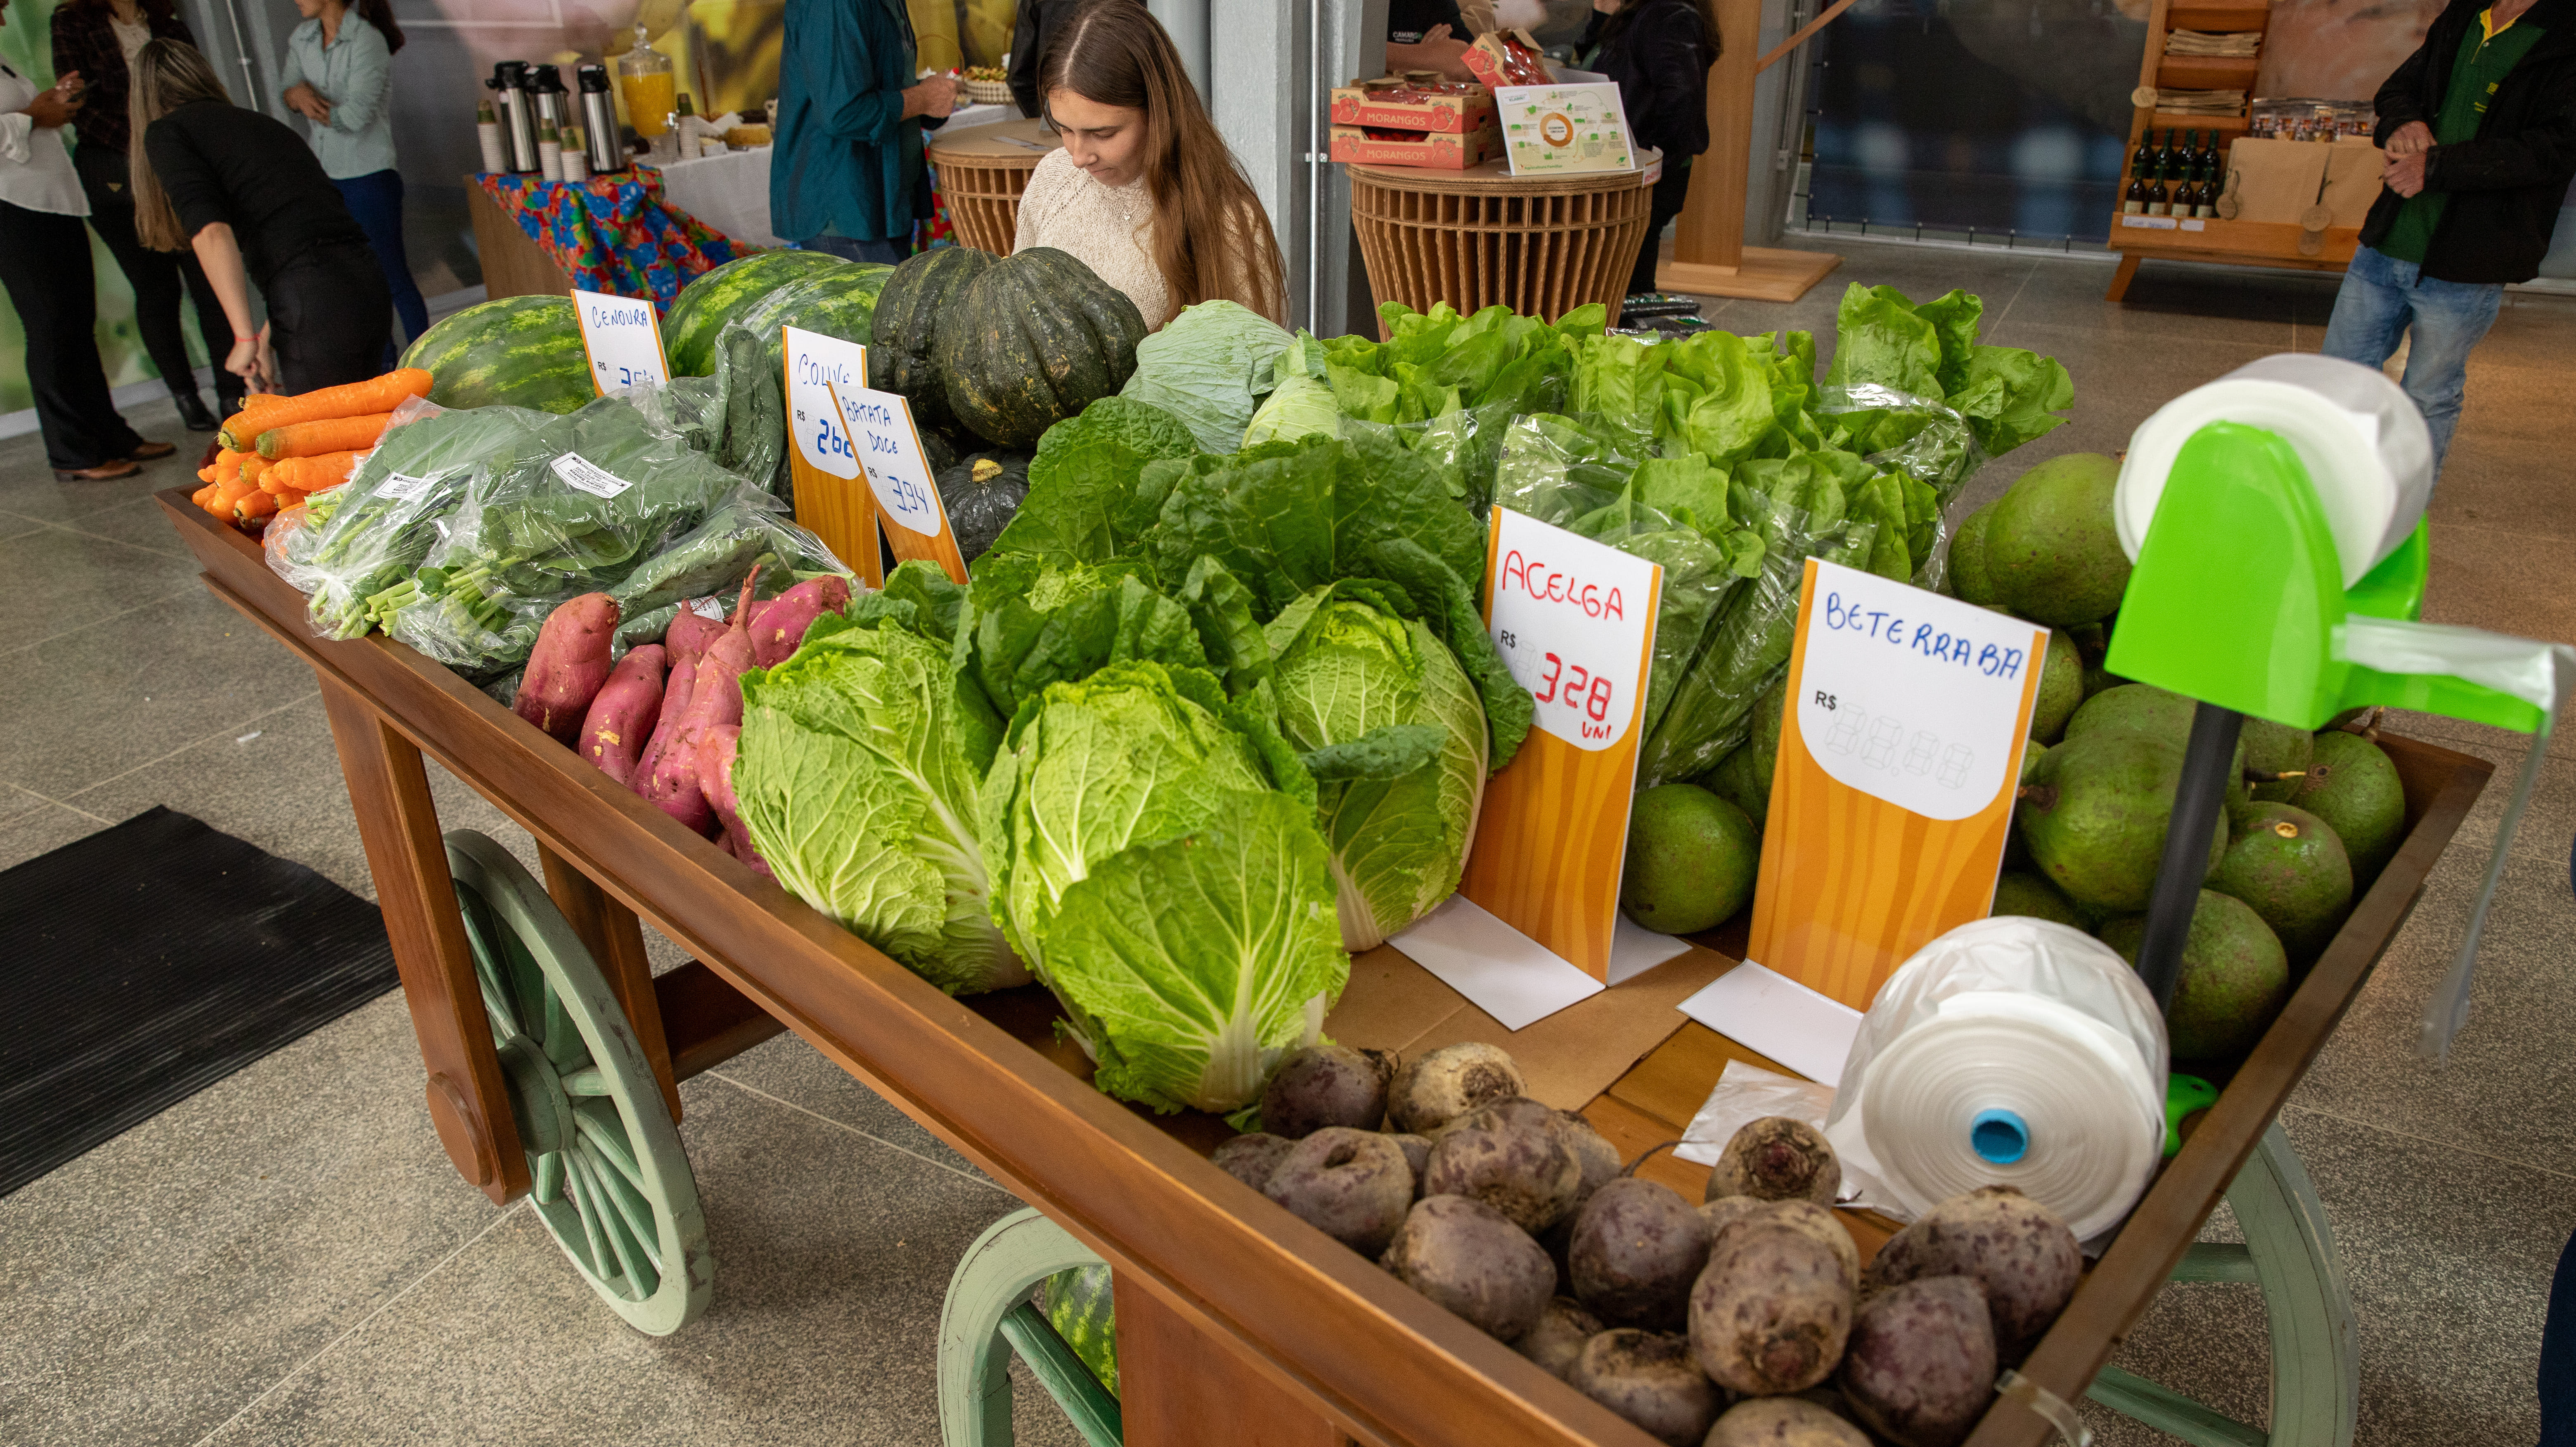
[1347,153,1660,333]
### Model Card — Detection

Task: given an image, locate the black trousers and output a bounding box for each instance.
[73,144,241,410]
[1629,158,1696,297]
[0,198,143,471]
[265,242,393,395]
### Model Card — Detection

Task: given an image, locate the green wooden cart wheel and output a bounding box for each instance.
[445,830,713,1335]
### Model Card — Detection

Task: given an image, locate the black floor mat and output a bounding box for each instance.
[0,807,400,1198]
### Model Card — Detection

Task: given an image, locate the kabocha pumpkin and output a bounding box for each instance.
[934,247,1148,448]
[935,450,1032,564]
[872,245,993,437]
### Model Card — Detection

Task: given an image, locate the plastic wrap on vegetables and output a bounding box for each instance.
[608,489,854,652]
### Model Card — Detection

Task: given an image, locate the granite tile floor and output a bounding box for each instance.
[2,235,2569,1445]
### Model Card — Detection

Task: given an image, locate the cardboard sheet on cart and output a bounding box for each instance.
[1323,939,1734,1112]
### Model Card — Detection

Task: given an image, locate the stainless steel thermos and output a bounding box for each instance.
[486,61,539,173]
[575,63,626,173]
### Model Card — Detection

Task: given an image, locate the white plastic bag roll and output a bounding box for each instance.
[1823,918,2169,1239]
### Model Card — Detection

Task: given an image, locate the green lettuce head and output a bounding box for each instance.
[1265,581,1490,951]
[735,607,1026,996]
[978,659,1347,1113]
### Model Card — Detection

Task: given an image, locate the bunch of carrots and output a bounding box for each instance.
[192,368,434,527]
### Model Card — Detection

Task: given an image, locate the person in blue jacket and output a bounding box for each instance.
[772,0,959,263]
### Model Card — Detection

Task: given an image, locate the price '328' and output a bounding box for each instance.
[1534,652,1613,723]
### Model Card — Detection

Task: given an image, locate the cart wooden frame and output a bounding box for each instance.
[162,491,2492,1447]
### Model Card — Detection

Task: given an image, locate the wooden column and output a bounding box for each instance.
[1659,0,1845,301]
[319,679,530,1204]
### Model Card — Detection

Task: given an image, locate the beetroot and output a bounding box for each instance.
[1688,1221,1853,1396]
[1260,1042,1397,1138]
[1864,1186,2081,1361]
[1839,1276,1996,1447]
[1568,1178,1708,1330]
[1569,1329,1722,1446]
[1707,1117,1841,1206]
[1381,1194,1555,1343]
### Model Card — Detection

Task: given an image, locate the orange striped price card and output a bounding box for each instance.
[782,326,881,588]
[1745,556,2047,1009]
[1456,506,1664,982]
[834,382,968,585]
[572,287,670,395]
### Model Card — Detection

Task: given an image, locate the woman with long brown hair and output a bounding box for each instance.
[51,0,239,432]
[130,38,389,395]
[1013,0,1286,327]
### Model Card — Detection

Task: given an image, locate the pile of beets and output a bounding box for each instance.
[1225,1041,2084,1447]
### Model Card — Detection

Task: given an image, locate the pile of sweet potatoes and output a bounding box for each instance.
[509,568,852,872]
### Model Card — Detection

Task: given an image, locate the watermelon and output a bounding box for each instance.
[662,250,848,377]
[1040,1264,1118,1397]
[731,263,897,373]
[400,294,592,415]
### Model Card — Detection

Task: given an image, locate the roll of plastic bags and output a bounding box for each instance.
[1823,917,2168,1240]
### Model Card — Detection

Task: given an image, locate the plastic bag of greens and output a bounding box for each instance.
[1491,412,1657,527]
[289,399,556,641]
[1636,491,1883,786]
[608,488,854,651]
[380,392,743,673]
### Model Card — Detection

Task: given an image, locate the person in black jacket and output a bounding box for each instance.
[127,38,389,395]
[1009,0,1083,119]
[1579,0,1718,298]
[2320,0,2576,476]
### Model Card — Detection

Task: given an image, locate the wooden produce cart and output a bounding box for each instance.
[2106,0,2362,300]
[926,119,1063,256]
[1348,157,1660,332]
[160,491,2489,1447]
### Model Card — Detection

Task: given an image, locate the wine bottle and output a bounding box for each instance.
[2126,173,2148,216]
[2198,130,2221,175]
[2152,128,2174,177]
[2197,174,2220,220]
[2132,130,2155,184]
[2147,171,2169,217]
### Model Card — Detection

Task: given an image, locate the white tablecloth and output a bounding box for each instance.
[647,103,1023,252]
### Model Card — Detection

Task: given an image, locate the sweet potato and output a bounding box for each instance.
[514,593,620,742]
[633,651,699,787]
[579,644,665,785]
[1688,1221,1853,1396]
[697,724,747,839]
[639,572,760,834]
[1838,1276,1996,1447]
[743,574,851,667]
[664,604,727,667]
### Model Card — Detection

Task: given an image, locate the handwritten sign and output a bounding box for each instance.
[1494,82,1636,178]
[1456,506,1663,981]
[1743,557,2047,1014]
[781,325,880,588]
[572,287,670,395]
[830,383,968,584]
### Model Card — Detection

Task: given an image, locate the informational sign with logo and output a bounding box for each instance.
[1744,557,2047,1011]
[1454,506,1664,981]
[782,325,881,588]
[1494,82,1636,177]
[571,288,670,395]
[831,383,967,584]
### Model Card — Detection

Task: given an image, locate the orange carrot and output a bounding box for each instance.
[238,454,271,484]
[233,489,278,523]
[256,411,393,460]
[197,465,217,484]
[216,448,248,483]
[272,450,365,492]
[218,369,431,450]
[191,483,218,509]
[210,475,260,516]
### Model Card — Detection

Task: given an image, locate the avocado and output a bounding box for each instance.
[2294,731,2406,885]
[2211,802,2354,968]
[1977,453,2129,626]
[2100,891,2290,1064]
[2018,730,2227,916]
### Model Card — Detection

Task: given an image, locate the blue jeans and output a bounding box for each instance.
[797,234,913,264]
[2318,244,2504,478]
[332,169,430,361]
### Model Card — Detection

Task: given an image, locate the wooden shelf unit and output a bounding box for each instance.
[2107,0,2361,299]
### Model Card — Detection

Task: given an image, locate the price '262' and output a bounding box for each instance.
[1534,652,1613,722]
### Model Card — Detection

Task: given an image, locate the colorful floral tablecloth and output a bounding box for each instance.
[476,171,746,307]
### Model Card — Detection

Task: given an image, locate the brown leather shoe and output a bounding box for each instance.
[55,459,142,480]
[128,439,178,460]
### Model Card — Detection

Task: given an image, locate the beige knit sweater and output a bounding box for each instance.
[1012,148,1173,329]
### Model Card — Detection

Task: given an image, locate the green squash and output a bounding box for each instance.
[936,449,1032,564]
[872,245,994,438]
[935,247,1148,448]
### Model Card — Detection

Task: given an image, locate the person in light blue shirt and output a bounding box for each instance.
[278,0,424,353]
[772,0,959,263]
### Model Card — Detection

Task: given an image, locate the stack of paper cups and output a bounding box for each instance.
[1824,918,2169,1240]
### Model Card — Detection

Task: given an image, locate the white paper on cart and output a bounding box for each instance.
[1676,961,1863,1086]
[1393,897,1690,1031]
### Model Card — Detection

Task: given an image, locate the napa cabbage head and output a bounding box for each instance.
[734,606,1028,995]
[1264,581,1487,951]
[978,659,1346,1114]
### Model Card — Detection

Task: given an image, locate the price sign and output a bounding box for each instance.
[1494,81,1636,178]
[781,325,880,587]
[571,287,670,395]
[1455,506,1663,982]
[1743,557,2047,1015]
[829,382,968,584]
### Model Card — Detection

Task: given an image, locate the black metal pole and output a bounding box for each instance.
[2134,702,2244,1013]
